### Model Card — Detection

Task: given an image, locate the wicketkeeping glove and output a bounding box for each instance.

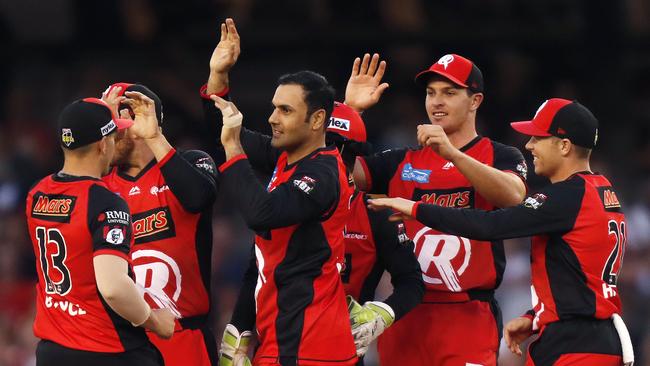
[347,295,395,357]
[219,324,252,366]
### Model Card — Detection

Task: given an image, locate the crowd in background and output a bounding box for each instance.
[1,0,649,365]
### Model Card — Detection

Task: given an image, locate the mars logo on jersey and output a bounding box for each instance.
[132,249,182,318]
[413,225,471,292]
[31,193,77,223]
[415,188,474,208]
[598,187,622,213]
[132,206,176,244]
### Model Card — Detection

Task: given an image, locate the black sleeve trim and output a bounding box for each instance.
[220,157,339,231]
[159,150,218,214]
[87,184,133,255]
[492,140,528,181]
[230,245,258,331]
[361,148,409,194]
[367,205,424,320]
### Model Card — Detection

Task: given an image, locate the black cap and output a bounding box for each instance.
[58,98,134,149]
[510,98,599,148]
[107,82,163,125]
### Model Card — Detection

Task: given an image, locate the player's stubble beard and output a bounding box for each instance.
[111,135,135,167]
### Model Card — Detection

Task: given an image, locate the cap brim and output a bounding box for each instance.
[415,70,469,88]
[114,118,134,130]
[510,121,552,137]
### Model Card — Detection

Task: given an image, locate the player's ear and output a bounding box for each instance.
[310,109,326,131]
[469,92,484,111]
[98,137,108,155]
[559,138,572,157]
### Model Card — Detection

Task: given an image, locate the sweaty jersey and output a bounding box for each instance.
[412,172,626,330]
[102,148,217,322]
[359,136,527,302]
[341,191,423,320]
[27,174,146,352]
[219,139,357,366]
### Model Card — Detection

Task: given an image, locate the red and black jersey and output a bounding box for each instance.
[412,172,627,330]
[341,191,423,320]
[102,148,217,324]
[26,174,146,353]
[359,136,527,302]
[219,137,357,365]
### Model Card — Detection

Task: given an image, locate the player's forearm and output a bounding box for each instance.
[450,152,525,207]
[145,134,174,162]
[94,255,151,326]
[207,71,229,95]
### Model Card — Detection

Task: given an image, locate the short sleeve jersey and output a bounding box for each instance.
[359,136,526,302]
[26,174,146,352]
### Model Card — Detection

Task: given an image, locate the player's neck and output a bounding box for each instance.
[60,157,104,179]
[549,159,592,183]
[120,143,155,177]
[286,135,326,165]
[447,122,479,150]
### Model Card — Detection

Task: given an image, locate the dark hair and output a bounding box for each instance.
[573,144,592,159]
[278,71,335,124]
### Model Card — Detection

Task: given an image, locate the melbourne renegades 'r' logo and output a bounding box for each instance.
[413,225,471,292]
[132,249,182,318]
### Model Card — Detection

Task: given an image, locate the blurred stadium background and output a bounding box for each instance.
[1,0,649,365]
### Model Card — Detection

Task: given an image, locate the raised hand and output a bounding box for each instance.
[101,85,125,118]
[416,124,460,161]
[503,316,533,356]
[367,197,416,221]
[344,53,389,113]
[122,91,159,140]
[210,18,241,75]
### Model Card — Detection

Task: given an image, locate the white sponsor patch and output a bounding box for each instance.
[106,227,125,245]
[524,193,547,209]
[150,185,169,195]
[101,120,117,136]
[129,186,141,196]
[293,176,316,195]
[327,117,350,132]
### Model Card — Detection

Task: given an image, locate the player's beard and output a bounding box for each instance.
[112,137,135,166]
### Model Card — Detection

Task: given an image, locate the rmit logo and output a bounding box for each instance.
[132,207,176,244]
[327,117,350,132]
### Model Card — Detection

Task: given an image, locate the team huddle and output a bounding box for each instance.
[25,18,633,366]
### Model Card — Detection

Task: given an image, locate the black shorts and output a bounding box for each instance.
[528,317,623,366]
[36,339,164,366]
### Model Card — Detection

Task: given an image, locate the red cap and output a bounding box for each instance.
[415,54,484,93]
[327,102,367,142]
[81,98,134,130]
[107,82,164,125]
[510,98,599,148]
